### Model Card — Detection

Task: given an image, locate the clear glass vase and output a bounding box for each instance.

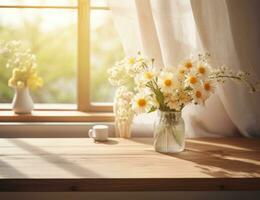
[154,111,185,153]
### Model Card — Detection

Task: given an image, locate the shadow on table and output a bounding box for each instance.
[0,160,28,178]
[93,139,119,145]
[159,138,260,178]
[8,139,104,178]
[127,138,153,145]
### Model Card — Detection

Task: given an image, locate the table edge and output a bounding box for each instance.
[0,178,260,192]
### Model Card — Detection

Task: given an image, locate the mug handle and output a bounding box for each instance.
[88,129,93,138]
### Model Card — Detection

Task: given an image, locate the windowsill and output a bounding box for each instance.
[0,110,114,122]
[0,103,77,111]
[0,103,113,111]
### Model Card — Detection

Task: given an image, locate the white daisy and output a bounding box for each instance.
[135,70,155,87]
[181,58,196,71]
[195,62,211,79]
[177,66,188,81]
[143,70,155,81]
[202,80,216,97]
[192,88,207,105]
[125,56,143,77]
[132,93,153,114]
[128,57,136,66]
[184,73,200,88]
[158,71,180,93]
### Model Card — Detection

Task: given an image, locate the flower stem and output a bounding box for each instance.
[210,74,257,92]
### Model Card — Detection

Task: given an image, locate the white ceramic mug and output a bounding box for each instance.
[88,125,108,141]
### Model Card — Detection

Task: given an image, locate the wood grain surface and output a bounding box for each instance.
[0,138,259,191]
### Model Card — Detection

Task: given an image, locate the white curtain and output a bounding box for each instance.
[108,0,260,137]
[190,0,260,137]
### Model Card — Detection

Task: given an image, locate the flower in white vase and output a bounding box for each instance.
[125,54,150,77]
[114,86,134,120]
[0,41,43,90]
[108,61,130,86]
[17,81,25,89]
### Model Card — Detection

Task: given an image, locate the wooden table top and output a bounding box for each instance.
[0,137,259,191]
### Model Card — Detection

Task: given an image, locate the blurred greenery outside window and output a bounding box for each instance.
[0,0,124,106]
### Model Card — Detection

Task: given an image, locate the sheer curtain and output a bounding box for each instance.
[108,0,260,137]
[190,0,260,137]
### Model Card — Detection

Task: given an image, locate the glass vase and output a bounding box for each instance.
[154,111,185,153]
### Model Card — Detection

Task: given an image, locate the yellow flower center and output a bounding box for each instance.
[164,79,172,87]
[195,91,202,98]
[129,57,136,65]
[189,76,197,84]
[185,61,193,69]
[198,66,206,74]
[144,72,153,80]
[204,82,211,91]
[137,98,146,107]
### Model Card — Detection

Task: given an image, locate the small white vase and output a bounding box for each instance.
[113,99,133,138]
[12,87,34,114]
[115,119,132,138]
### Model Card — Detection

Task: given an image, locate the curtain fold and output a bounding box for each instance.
[190,0,260,137]
[108,0,260,137]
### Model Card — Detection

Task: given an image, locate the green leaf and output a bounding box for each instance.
[148,106,157,113]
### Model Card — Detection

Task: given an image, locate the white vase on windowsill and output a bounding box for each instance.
[12,86,34,114]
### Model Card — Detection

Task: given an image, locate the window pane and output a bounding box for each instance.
[0,0,77,6]
[90,10,124,103]
[0,9,77,104]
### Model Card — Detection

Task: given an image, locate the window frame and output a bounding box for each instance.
[0,0,114,122]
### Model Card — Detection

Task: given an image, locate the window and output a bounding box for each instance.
[0,0,124,121]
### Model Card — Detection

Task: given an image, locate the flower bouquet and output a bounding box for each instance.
[108,52,258,152]
[0,40,43,113]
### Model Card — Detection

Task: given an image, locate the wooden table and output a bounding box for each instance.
[0,138,259,191]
